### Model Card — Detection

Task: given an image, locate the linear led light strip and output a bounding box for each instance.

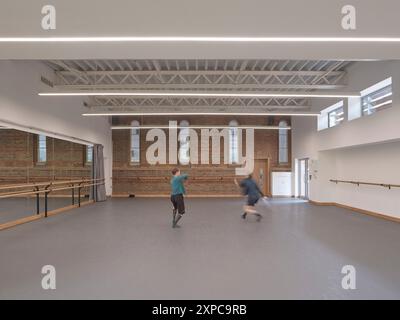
[39,91,359,98]
[112,125,291,130]
[2,37,400,42]
[83,111,319,117]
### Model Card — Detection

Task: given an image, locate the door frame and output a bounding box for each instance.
[297,158,309,200]
[253,158,271,197]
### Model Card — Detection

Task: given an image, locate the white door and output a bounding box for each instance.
[272,172,292,196]
[298,159,309,199]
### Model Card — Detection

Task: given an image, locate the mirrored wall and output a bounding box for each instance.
[0,127,93,226]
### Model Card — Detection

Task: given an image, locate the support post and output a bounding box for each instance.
[35,186,40,215]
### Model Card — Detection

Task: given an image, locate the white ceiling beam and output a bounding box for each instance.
[49,60,90,84]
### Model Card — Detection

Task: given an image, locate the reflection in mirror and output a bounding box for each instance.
[0,127,92,227]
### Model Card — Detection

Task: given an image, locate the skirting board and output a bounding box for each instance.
[309,200,400,223]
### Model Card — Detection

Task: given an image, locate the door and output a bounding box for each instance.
[252,159,271,197]
[298,158,309,199]
[272,172,292,196]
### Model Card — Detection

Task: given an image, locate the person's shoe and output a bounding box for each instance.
[173,224,181,228]
[256,214,263,222]
[241,213,247,219]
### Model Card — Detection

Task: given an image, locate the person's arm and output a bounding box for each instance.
[178,174,188,181]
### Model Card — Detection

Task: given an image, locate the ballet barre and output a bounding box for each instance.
[0,178,105,219]
[330,179,400,190]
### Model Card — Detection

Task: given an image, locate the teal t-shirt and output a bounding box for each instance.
[171,174,188,195]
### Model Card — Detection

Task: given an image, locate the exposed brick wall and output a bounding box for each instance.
[0,129,91,188]
[112,116,292,196]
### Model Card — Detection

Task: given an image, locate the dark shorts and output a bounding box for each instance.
[247,196,260,206]
[171,194,185,214]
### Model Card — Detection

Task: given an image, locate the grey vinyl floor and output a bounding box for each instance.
[0,197,399,300]
[0,198,75,224]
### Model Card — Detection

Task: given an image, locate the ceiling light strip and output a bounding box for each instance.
[2,37,400,42]
[39,91,359,98]
[83,111,319,117]
[112,125,291,130]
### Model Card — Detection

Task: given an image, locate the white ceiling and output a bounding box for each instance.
[1,1,400,59]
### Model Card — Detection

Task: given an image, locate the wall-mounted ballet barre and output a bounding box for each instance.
[0,178,105,217]
[0,178,102,191]
[330,179,400,190]
[113,176,245,182]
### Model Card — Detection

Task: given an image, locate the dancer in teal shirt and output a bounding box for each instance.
[170,168,188,228]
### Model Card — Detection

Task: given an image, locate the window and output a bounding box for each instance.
[86,145,93,164]
[328,105,344,128]
[361,77,392,116]
[130,120,140,164]
[318,100,344,130]
[228,120,239,164]
[37,134,47,163]
[278,121,288,164]
[179,120,190,165]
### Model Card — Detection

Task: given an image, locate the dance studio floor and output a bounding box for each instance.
[0,197,399,299]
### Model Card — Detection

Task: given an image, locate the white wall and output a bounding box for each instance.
[292,60,400,218]
[313,61,400,151]
[331,142,400,218]
[0,61,113,195]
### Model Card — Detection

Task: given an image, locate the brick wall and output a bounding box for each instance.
[0,129,91,187]
[112,116,292,196]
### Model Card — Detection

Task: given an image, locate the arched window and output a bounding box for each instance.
[228,120,239,164]
[130,120,140,164]
[278,120,288,164]
[179,120,190,165]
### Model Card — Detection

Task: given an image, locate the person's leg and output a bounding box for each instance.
[242,205,252,219]
[242,196,251,219]
[171,195,178,227]
[252,197,263,222]
[173,194,185,228]
[243,198,262,221]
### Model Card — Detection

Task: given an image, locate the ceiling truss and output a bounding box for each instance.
[44,59,352,112]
